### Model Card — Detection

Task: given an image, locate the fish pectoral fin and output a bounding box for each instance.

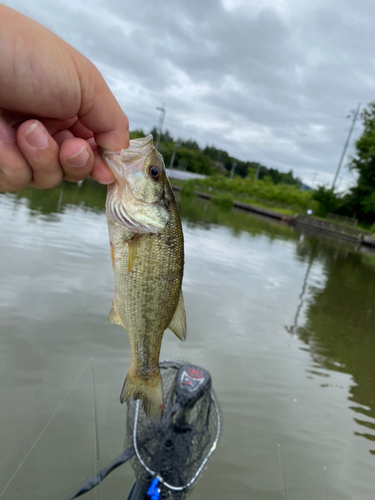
[106,301,122,326]
[128,238,138,273]
[167,290,187,342]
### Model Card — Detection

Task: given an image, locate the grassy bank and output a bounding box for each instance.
[170,177,375,236]
[170,176,315,216]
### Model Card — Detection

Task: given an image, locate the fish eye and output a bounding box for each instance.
[149,166,161,180]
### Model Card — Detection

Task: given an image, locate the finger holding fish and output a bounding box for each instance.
[0,115,114,191]
[0,117,32,192]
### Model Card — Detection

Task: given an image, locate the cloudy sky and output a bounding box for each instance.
[5,0,375,189]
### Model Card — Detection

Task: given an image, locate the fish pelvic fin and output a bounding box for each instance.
[106,301,122,326]
[110,242,115,271]
[168,290,187,342]
[120,368,163,421]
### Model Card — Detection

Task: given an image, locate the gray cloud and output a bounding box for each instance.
[4,0,375,189]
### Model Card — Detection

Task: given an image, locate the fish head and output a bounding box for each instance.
[101,135,172,233]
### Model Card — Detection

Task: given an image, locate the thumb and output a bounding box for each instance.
[75,58,129,152]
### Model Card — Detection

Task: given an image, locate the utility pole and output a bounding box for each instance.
[155,103,166,149]
[332,102,361,190]
[230,162,237,179]
[169,141,180,169]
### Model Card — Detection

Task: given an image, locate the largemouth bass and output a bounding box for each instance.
[101,135,186,420]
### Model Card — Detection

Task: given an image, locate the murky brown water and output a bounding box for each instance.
[1,181,375,500]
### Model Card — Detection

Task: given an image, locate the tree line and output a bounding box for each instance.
[312,102,375,225]
[129,127,302,187]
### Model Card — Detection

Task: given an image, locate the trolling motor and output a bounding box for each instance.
[67,360,221,500]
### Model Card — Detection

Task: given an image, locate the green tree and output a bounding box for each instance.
[312,186,340,217]
[174,147,213,175]
[180,139,200,150]
[129,128,146,140]
[149,126,174,144]
[348,102,375,223]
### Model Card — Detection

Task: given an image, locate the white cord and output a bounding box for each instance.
[133,389,221,492]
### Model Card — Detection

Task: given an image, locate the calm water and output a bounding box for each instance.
[1,182,375,500]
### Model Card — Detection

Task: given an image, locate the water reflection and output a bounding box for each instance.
[289,234,375,453]
[178,193,298,243]
[9,182,375,455]
[14,179,375,454]
[12,179,107,219]
[13,179,298,244]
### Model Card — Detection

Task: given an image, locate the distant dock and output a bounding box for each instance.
[290,215,375,248]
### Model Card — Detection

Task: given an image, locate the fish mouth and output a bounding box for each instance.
[99,135,153,157]
[100,135,155,178]
[101,152,146,179]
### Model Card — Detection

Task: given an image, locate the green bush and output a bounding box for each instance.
[181,180,195,196]
[211,193,234,210]
[192,176,312,210]
[312,186,340,217]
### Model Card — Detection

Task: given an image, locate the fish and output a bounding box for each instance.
[101,135,186,420]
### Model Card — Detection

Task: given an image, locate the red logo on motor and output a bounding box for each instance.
[186,368,203,379]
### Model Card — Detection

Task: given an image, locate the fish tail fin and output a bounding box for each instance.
[120,368,163,421]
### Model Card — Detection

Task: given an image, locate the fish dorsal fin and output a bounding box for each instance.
[128,238,138,273]
[168,290,187,342]
[107,301,122,326]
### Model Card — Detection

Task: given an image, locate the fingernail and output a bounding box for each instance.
[0,119,16,144]
[67,145,89,168]
[24,121,49,149]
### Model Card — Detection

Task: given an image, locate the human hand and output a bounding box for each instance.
[0,5,129,192]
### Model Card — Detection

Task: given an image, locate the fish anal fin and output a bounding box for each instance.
[120,368,163,421]
[128,238,138,272]
[106,301,122,326]
[168,290,187,342]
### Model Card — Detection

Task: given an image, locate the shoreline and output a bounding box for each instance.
[172,185,375,249]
